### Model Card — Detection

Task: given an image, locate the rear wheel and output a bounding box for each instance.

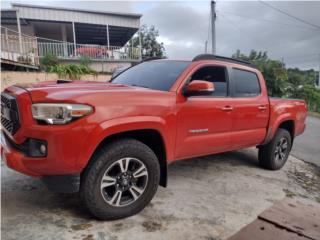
[259,129,292,170]
[80,138,160,220]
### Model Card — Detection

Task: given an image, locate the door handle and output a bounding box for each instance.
[258,105,267,110]
[221,106,234,111]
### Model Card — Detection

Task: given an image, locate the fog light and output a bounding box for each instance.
[40,144,47,155]
[27,139,47,157]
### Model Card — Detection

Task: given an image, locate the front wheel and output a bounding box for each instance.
[259,129,292,170]
[80,138,160,220]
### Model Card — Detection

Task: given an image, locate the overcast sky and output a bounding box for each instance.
[2,0,320,70]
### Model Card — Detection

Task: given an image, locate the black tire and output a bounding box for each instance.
[80,138,160,220]
[259,128,292,170]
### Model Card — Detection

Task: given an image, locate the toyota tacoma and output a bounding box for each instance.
[1,54,307,220]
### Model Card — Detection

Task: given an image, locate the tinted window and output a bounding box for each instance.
[112,61,190,91]
[190,66,228,96]
[233,69,260,97]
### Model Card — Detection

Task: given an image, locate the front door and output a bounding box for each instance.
[175,65,233,159]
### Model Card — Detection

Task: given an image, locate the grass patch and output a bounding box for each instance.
[308,111,320,118]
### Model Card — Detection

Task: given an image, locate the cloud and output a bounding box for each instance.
[141,1,320,69]
[2,0,319,69]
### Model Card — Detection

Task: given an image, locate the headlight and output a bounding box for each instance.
[31,103,93,125]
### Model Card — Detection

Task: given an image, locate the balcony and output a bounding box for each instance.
[1,26,141,70]
[37,42,141,62]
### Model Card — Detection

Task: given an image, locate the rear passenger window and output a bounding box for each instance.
[233,69,260,97]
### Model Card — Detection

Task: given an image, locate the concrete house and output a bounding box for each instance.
[1,3,142,71]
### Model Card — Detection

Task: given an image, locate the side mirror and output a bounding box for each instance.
[184,80,214,96]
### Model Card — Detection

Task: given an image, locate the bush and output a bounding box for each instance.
[40,53,59,70]
[303,85,320,113]
[79,56,92,66]
[49,64,96,80]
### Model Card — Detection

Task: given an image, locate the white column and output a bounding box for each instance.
[72,22,76,56]
[106,25,110,49]
[61,24,68,57]
[16,11,23,54]
[138,27,142,60]
[5,28,9,50]
[131,36,134,59]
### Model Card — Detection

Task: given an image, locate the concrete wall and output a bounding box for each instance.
[60,60,132,73]
[1,71,111,90]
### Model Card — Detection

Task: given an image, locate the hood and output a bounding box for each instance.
[17,80,129,92]
[15,80,155,103]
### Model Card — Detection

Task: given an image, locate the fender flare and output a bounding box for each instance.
[76,116,172,170]
[263,113,295,145]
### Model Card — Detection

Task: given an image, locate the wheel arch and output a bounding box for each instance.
[263,116,295,146]
[78,117,170,187]
[278,120,295,142]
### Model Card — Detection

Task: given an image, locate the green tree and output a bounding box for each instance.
[232,50,287,97]
[128,25,166,59]
[232,49,320,113]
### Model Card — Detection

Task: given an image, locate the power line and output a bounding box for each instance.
[284,53,319,60]
[220,11,319,31]
[219,13,268,50]
[259,1,320,30]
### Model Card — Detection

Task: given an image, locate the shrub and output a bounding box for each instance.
[303,85,320,113]
[40,53,59,70]
[49,64,96,80]
[79,56,92,66]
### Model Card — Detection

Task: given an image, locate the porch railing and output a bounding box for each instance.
[1,26,141,66]
[37,42,141,61]
[1,27,39,66]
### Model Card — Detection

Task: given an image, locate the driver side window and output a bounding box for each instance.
[190,66,228,97]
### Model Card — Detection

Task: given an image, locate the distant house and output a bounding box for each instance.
[1,3,142,71]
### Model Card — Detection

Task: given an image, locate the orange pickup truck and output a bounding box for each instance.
[1,54,307,220]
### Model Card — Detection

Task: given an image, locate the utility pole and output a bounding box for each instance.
[211,1,216,55]
[205,40,208,53]
[281,57,285,68]
[318,53,320,88]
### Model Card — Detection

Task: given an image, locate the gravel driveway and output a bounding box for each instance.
[1,148,319,240]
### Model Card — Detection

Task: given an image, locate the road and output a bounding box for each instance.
[291,116,320,167]
[2,148,319,240]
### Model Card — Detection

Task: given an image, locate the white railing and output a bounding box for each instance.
[37,42,141,61]
[1,26,141,64]
[1,27,39,66]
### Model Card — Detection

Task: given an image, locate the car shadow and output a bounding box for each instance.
[168,149,260,171]
[2,149,260,221]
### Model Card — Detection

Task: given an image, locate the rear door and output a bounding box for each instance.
[229,68,269,148]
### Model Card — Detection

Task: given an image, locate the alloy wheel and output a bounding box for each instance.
[100,157,148,207]
[274,137,288,162]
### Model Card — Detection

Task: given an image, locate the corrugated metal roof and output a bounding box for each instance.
[11,3,141,28]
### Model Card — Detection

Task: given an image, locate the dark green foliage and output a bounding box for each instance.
[232,50,320,113]
[232,50,287,97]
[128,25,166,59]
[40,53,59,70]
[48,64,96,80]
[79,56,92,67]
[41,53,96,80]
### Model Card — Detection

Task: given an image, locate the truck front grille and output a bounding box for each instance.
[1,92,21,135]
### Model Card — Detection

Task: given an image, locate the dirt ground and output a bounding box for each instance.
[1,148,320,240]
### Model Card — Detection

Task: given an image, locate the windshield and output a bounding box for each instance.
[111,60,191,91]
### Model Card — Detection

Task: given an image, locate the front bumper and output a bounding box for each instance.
[1,119,93,177]
[1,132,40,176]
[1,87,95,177]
